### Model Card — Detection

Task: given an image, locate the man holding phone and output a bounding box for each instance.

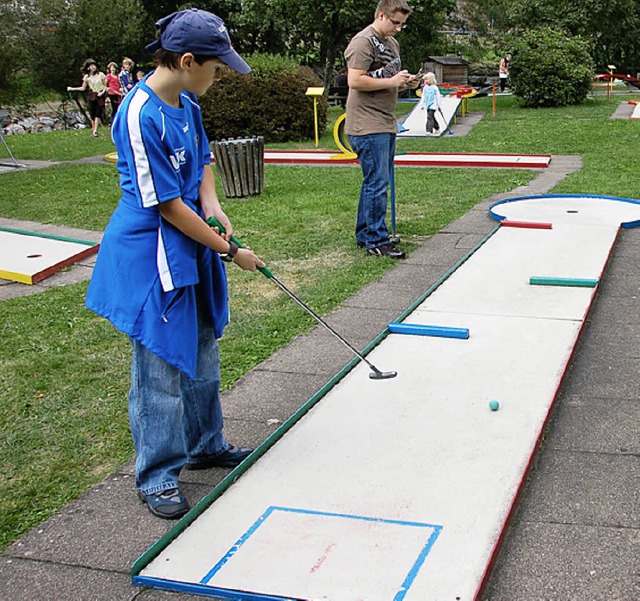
[345,0,418,258]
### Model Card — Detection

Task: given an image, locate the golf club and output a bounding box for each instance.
[207,217,397,380]
[389,161,397,238]
[438,107,455,135]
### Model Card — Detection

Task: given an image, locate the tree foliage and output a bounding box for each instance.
[238,0,456,87]
[463,0,640,72]
[0,0,150,96]
[509,26,594,107]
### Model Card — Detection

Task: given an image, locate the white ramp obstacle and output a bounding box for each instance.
[0,228,99,284]
[397,94,461,137]
[133,194,640,601]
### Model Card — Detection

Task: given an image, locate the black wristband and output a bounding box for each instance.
[220,240,239,262]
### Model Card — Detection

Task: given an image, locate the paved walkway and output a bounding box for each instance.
[1,154,638,600]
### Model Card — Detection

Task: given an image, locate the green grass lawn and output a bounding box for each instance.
[1,95,639,551]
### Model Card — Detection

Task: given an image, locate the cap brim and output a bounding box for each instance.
[145,39,161,53]
[218,49,251,74]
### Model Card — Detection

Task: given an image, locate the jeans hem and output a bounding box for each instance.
[140,482,180,496]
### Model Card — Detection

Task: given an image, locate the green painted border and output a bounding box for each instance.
[131,223,500,578]
[0,226,98,247]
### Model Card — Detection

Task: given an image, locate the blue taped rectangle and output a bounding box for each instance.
[387,322,470,339]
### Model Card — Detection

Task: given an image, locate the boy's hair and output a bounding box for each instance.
[424,72,437,85]
[375,0,412,17]
[122,57,134,69]
[152,48,217,69]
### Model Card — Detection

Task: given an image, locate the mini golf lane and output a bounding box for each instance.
[133,194,640,601]
[396,94,460,138]
[0,228,99,284]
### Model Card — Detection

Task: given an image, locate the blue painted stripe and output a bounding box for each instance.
[388,322,470,339]
[394,526,444,601]
[200,506,277,584]
[199,505,443,598]
[134,575,302,600]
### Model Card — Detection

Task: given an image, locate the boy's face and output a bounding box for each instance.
[184,57,227,96]
[376,10,408,37]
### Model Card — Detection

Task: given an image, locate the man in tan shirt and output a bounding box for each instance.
[345,0,418,258]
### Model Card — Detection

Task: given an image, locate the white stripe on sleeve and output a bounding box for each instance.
[127,90,159,208]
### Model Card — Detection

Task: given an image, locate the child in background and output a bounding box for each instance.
[85,8,264,520]
[119,57,135,96]
[420,72,442,135]
[105,62,122,116]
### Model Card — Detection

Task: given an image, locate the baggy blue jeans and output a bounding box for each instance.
[128,301,229,495]
[349,132,396,248]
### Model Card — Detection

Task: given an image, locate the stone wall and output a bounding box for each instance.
[1,104,88,135]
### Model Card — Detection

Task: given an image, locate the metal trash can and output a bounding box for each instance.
[210,136,264,198]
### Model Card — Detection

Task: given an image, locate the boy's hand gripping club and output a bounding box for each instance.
[206,217,397,380]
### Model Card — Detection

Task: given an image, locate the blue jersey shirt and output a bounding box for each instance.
[86,73,229,379]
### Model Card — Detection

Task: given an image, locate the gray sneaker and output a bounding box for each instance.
[138,488,189,519]
[366,243,406,259]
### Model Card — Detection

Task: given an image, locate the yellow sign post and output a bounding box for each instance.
[305,87,325,148]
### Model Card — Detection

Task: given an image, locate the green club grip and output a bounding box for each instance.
[206,217,273,278]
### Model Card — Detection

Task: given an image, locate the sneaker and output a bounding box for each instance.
[366,243,406,259]
[138,488,189,520]
[358,234,401,248]
[184,445,253,470]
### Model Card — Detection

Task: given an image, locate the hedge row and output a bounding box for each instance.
[200,57,328,144]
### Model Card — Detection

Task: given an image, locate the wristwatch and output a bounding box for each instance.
[220,240,239,262]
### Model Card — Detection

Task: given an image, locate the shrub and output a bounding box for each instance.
[200,53,328,143]
[510,27,594,108]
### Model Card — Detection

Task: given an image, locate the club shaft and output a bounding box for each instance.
[270,275,380,373]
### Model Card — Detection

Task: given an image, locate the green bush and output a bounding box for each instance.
[199,53,328,143]
[510,27,594,108]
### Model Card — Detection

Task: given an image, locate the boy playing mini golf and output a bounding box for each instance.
[86,8,264,519]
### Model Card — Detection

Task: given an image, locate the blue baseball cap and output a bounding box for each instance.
[145,9,250,74]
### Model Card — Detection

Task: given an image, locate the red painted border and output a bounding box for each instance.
[30,244,99,284]
[473,226,621,600]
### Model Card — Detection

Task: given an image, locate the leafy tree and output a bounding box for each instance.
[464,0,640,73]
[28,0,150,93]
[509,26,593,107]
[239,0,456,88]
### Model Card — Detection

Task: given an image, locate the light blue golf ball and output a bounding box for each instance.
[489,400,500,411]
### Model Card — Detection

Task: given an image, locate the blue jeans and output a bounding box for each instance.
[349,133,396,248]
[128,301,228,495]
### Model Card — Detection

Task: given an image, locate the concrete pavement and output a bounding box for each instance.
[1,153,638,600]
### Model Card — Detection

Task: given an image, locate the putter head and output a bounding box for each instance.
[369,369,398,380]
